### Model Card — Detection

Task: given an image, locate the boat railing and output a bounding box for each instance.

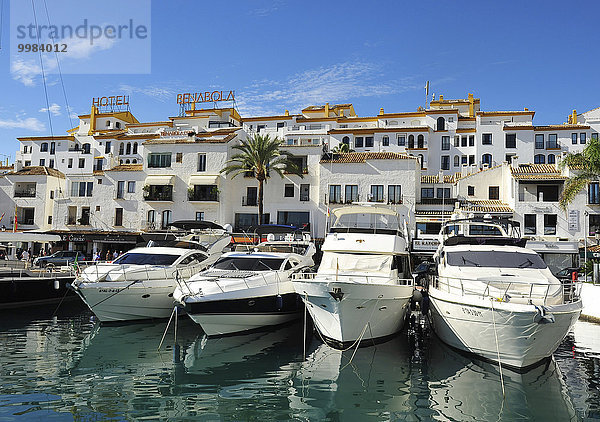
[190,270,276,294]
[292,272,413,286]
[434,275,580,305]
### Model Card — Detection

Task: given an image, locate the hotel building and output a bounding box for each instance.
[0,93,598,268]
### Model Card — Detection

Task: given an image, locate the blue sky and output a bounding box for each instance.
[0,0,599,160]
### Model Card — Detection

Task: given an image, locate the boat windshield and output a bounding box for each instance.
[112,253,180,266]
[319,252,392,275]
[212,256,285,271]
[331,212,401,235]
[446,251,547,269]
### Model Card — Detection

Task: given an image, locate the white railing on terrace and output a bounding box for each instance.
[433,275,580,305]
[292,272,413,286]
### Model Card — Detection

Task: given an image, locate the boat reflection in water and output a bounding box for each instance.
[426,333,577,421]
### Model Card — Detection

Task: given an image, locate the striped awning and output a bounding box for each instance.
[145,175,174,185]
[189,174,220,185]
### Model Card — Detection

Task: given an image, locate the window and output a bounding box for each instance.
[547,154,556,164]
[461,136,467,147]
[489,186,499,200]
[524,214,536,235]
[417,134,424,148]
[468,186,475,196]
[590,214,600,236]
[593,133,599,140]
[195,212,205,221]
[589,182,600,204]
[534,154,545,164]
[441,136,450,150]
[572,133,578,145]
[421,188,434,198]
[441,155,450,170]
[189,185,218,201]
[117,181,125,199]
[148,153,171,168]
[300,184,310,201]
[437,188,450,199]
[24,160,31,166]
[397,135,406,146]
[39,159,45,166]
[505,153,515,163]
[284,184,294,197]
[547,134,558,149]
[195,153,207,172]
[382,136,389,146]
[482,133,492,145]
[50,190,54,199]
[68,158,73,168]
[176,152,183,163]
[342,136,350,147]
[544,214,557,235]
[454,155,460,167]
[418,154,425,169]
[48,159,54,168]
[98,179,102,184]
[537,185,559,202]
[469,155,475,165]
[50,142,55,155]
[82,143,91,154]
[133,142,138,154]
[276,122,285,130]
[345,185,358,203]
[454,136,460,147]
[462,155,468,165]
[370,185,384,202]
[536,134,545,149]
[147,210,155,225]
[388,185,402,204]
[48,216,52,224]
[581,133,587,144]
[126,143,132,155]
[79,158,85,168]
[365,136,374,148]
[355,137,364,148]
[468,136,474,147]
[161,210,172,229]
[408,135,415,149]
[115,208,124,226]
[436,117,445,131]
[329,185,342,203]
[277,211,310,228]
[482,154,492,166]
[505,134,516,148]
[119,143,124,155]
[127,181,135,193]
[40,142,48,152]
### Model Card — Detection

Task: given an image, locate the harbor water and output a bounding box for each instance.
[1,303,599,421]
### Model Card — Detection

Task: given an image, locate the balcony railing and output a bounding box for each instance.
[17,218,35,225]
[188,193,219,202]
[242,196,258,206]
[66,217,77,225]
[14,189,36,198]
[144,192,173,201]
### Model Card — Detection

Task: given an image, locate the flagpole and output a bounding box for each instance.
[425,81,430,109]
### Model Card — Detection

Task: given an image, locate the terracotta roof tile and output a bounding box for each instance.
[5,166,65,179]
[421,174,459,184]
[460,199,513,213]
[320,152,416,164]
[510,163,564,180]
[106,164,143,172]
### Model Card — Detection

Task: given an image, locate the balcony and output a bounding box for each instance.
[388,198,403,205]
[144,192,173,201]
[242,196,258,206]
[328,198,343,205]
[188,193,219,202]
[66,217,77,225]
[14,189,36,198]
[17,218,35,225]
[345,196,359,204]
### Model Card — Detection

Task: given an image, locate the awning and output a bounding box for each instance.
[145,175,174,185]
[0,232,62,242]
[189,174,219,185]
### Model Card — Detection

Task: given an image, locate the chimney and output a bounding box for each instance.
[461,163,468,177]
[511,155,519,166]
[524,107,528,111]
[468,93,474,117]
[439,95,444,101]
[324,103,330,117]
[379,107,384,115]
[284,109,289,116]
[572,110,577,124]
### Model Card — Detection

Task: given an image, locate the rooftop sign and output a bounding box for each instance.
[177,90,235,105]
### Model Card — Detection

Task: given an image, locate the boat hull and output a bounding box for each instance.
[428,288,582,369]
[294,281,413,348]
[75,280,178,322]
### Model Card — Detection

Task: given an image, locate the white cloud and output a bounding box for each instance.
[119,84,178,102]
[236,62,419,116]
[0,117,45,132]
[63,36,116,60]
[11,59,44,87]
[39,103,62,116]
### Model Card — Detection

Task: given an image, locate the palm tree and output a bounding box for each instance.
[222,134,303,225]
[559,137,600,210]
[332,143,353,154]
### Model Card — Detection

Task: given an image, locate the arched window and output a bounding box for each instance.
[408,135,415,149]
[547,154,555,164]
[418,154,425,169]
[161,210,172,229]
[437,117,445,131]
[120,159,123,164]
[125,159,130,164]
[382,136,389,146]
[482,153,493,166]
[342,136,350,146]
[126,142,131,155]
[115,122,121,129]
[454,155,460,167]
[40,142,48,152]
[534,154,545,164]
[147,210,155,224]
[133,142,138,154]
[417,134,424,148]
[132,159,137,164]
[82,143,91,154]
[106,120,111,127]
[119,143,124,155]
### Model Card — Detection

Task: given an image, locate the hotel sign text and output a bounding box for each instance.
[92,95,130,107]
[177,90,235,104]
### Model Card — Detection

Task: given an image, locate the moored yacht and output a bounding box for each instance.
[174,227,316,336]
[71,221,231,322]
[292,205,414,348]
[426,216,582,369]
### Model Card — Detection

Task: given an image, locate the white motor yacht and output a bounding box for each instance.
[426,216,582,369]
[71,221,231,322]
[293,205,414,348]
[174,228,316,336]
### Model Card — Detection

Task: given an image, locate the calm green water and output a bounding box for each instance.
[0,304,599,421]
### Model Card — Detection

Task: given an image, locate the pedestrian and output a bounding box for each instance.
[105,250,111,261]
[113,250,119,259]
[21,249,29,268]
[93,251,100,262]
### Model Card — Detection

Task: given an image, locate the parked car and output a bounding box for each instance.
[33,251,86,268]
